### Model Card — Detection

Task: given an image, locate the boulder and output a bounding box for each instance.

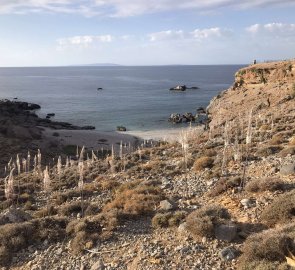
[215,224,238,242]
[182,112,195,123]
[0,208,32,225]
[117,126,127,132]
[280,163,295,175]
[170,85,187,91]
[169,113,182,124]
[90,259,105,270]
[219,246,239,261]
[159,200,175,211]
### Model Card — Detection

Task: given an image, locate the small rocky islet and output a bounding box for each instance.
[0,60,295,270]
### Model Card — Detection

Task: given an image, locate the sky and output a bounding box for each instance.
[0,0,294,66]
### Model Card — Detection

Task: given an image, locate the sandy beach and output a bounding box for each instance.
[42,126,203,151]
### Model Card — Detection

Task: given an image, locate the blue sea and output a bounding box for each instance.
[0,65,243,132]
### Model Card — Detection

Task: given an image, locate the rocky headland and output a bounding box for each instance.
[0,60,295,270]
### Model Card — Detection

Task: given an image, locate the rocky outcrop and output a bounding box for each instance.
[207,60,295,129]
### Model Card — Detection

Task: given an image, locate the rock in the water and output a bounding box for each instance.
[90,259,105,270]
[280,163,295,175]
[168,113,182,124]
[170,85,187,91]
[219,246,239,261]
[215,224,237,242]
[159,200,175,211]
[117,126,127,132]
[182,112,195,123]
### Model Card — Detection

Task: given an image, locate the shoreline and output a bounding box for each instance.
[42,126,203,151]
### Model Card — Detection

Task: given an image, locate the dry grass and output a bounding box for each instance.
[103,180,163,217]
[268,134,285,145]
[279,146,295,157]
[208,176,242,197]
[152,211,186,228]
[0,217,68,266]
[58,201,89,216]
[238,223,295,270]
[245,177,285,193]
[186,204,230,238]
[193,157,214,172]
[255,146,283,157]
[66,211,117,254]
[260,190,295,227]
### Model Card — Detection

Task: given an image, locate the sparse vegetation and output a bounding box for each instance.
[193,156,214,172]
[260,190,295,227]
[238,224,295,269]
[245,177,285,193]
[186,204,231,238]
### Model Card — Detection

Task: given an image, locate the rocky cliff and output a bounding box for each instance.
[207,60,295,129]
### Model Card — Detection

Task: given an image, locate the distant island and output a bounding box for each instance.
[72,63,121,67]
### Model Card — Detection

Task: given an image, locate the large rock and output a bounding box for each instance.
[90,259,105,270]
[219,246,239,261]
[280,163,295,175]
[0,208,32,225]
[159,200,175,211]
[215,224,237,242]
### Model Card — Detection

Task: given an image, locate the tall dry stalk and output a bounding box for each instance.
[57,156,62,192]
[27,151,31,172]
[242,109,254,188]
[78,160,84,217]
[5,168,15,202]
[16,154,21,175]
[43,166,51,216]
[37,149,42,175]
[179,130,189,171]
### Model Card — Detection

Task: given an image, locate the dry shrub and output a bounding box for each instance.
[103,180,163,217]
[255,146,283,157]
[58,201,89,216]
[245,178,285,193]
[186,204,230,238]
[209,177,242,197]
[194,157,214,172]
[66,211,117,254]
[260,190,295,227]
[203,149,217,157]
[259,124,270,131]
[238,224,295,270]
[99,179,120,191]
[152,211,186,228]
[84,204,100,216]
[269,134,284,145]
[0,217,68,266]
[279,146,295,157]
[34,205,57,218]
[53,188,94,205]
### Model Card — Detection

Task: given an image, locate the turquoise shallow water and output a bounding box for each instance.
[0,65,244,132]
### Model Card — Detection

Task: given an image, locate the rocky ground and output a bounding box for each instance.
[1,60,295,270]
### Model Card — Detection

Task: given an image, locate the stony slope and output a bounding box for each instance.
[1,60,295,270]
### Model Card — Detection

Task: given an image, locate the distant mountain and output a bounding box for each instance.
[74,63,121,67]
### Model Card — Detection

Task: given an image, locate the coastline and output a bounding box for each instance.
[42,126,203,151]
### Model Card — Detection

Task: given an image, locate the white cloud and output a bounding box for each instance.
[0,0,294,17]
[246,23,295,38]
[57,34,113,49]
[148,27,232,42]
[148,30,185,42]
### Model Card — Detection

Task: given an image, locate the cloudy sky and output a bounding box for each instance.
[0,0,294,66]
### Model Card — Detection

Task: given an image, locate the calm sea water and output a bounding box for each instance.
[0,65,243,132]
